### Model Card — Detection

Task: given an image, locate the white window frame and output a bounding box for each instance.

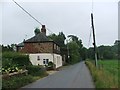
[43,59,49,65]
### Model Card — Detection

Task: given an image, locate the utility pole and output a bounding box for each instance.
[66,40,70,59]
[91,13,98,68]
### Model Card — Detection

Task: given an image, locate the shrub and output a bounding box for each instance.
[2,52,48,89]
[26,65,47,76]
[46,61,56,70]
[2,52,32,73]
[12,54,31,67]
[2,52,18,59]
[2,75,34,90]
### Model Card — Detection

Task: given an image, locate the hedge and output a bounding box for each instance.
[26,65,47,76]
[2,52,32,74]
[2,75,34,90]
[2,52,31,68]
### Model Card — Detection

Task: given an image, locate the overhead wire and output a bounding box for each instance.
[88,0,94,48]
[92,0,94,13]
[12,0,54,34]
[88,26,92,48]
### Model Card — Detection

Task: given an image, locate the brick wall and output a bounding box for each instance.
[20,42,53,53]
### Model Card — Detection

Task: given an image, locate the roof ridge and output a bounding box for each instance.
[24,32,49,43]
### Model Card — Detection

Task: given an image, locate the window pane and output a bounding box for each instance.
[46,59,49,64]
[43,60,46,64]
[37,56,40,60]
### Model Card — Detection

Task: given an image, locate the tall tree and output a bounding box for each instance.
[67,41,80,64]
[2,44,14,52]
[67,35,85,60]
[80,47,87,60]
[48,32,66,47]
[87,47,94,59]
[48,32,67,63]
[34,28,40,35]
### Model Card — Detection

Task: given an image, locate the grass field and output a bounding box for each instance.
[85,60,119,88]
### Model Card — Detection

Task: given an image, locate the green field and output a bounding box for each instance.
[85,60,119,88]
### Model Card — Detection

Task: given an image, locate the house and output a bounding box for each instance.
[16,25,62,68]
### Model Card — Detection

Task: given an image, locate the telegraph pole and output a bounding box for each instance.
[91,13,98,68]
[66,39,70,59]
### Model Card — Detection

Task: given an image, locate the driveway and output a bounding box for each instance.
[22,61,95,88]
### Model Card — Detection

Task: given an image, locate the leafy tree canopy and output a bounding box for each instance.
[34,28,40,35]
[48,32,66,47]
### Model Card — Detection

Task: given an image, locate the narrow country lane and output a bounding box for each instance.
[22,61,95,88]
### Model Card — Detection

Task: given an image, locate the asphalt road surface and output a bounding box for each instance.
[22,61,95,88]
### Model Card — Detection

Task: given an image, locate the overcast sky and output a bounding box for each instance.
[0,0,119,48]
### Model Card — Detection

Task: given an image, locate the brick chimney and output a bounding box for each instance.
[41,25,46,35]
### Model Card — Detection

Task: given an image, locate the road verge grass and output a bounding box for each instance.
[85,60,118,88]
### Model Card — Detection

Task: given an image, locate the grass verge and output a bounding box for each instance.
[85,60,119,88]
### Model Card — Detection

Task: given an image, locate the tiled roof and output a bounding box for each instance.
[24,32,49,43]
[17,42,24,47]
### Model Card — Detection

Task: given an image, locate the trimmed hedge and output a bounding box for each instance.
[13,55,31,66]
[26,65,47,76]
[2,52,31,69]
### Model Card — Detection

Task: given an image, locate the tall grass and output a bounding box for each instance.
[85,60,119,88]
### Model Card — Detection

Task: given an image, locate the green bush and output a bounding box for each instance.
[2,52,48,89]
[26,65,47,76]
[2,75,34,90]
[2,52,20,59]
[46,61,56,70]
[2,52,31,73]
[13,54,31,66]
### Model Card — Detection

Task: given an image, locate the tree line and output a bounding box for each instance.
[1,31,119,64]
[48,32,119,62]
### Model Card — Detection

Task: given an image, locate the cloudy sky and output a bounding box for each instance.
[0,0,119,48]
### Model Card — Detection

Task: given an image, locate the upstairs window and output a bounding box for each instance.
[57,46,59,50]
[54,44,56,49]
[37,56,40,60]
[58,47,60,51]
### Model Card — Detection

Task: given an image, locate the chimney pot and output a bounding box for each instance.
[41,25,46,35]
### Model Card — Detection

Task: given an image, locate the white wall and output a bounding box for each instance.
[29,53,62,68]
[53,54,62,68]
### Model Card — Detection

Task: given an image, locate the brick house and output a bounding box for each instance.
[16,25,62,68]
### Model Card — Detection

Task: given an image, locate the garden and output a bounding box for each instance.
[1,52,48,90]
